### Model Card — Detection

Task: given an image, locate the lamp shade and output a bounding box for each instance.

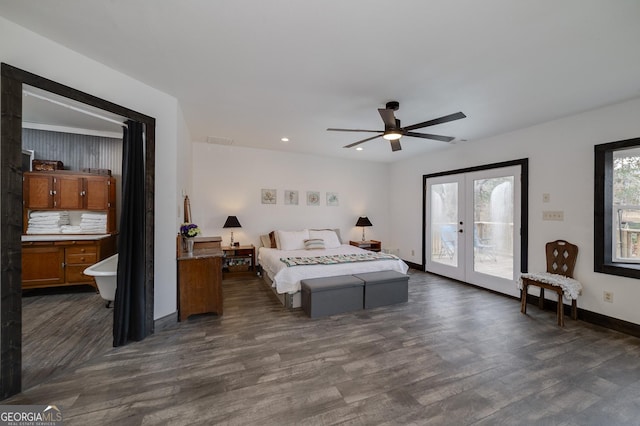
[223,215,242,228]
[355,216,373,227]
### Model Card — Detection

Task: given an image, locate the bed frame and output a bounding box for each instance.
[261,272,301,309]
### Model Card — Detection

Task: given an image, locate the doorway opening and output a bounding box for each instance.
[1,64,156,399]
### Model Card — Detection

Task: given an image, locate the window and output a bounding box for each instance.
[595,137,640,278]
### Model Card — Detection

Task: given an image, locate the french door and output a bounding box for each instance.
[425,164,522,296]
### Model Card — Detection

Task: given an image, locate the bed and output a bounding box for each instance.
[258,229,409,308]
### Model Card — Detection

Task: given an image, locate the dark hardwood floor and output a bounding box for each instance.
[7,271,640,425]
[21,286,112,390]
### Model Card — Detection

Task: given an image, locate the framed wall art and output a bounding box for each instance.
[326,192,339,206]
[261,188,277,204]
[284,190,299,205]
[306,191,320,206]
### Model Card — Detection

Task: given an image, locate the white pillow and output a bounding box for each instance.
[277,229,310,251]
[309,229,341,249]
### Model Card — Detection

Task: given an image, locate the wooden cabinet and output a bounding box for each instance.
[349,240,382,252]
[23,171,116,233]
[21,235,117,289]
[23,173,55,209]
[178,253,223,321]
[55,174,85,209]
[84,175,115,210]
[24,171,115,210]
[21,244,65,287]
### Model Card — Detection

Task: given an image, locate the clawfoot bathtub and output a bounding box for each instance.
[84,253,118,308]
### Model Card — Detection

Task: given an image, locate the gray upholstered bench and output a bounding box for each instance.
[353,270,409,309]
[301,275,364,318]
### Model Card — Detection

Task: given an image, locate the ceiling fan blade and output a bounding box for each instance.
[327,128,381,133]
[343,134,383,148]
[404,131,455,142]
[378,108,396,128]
[403,111,466,132]
[390,139,402,152]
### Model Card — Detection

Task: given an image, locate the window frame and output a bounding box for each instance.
[595,136,640,278]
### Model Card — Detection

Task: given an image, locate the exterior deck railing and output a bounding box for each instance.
[431,221,513,257]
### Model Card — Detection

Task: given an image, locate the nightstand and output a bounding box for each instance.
[222,245,256,279]
[349,240,382,252]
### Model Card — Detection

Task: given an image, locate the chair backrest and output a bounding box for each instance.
[545,240,578,277]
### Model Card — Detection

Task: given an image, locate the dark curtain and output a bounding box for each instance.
[113,120,147,346]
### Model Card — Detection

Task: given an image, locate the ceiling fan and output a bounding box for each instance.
[327,101,466,152]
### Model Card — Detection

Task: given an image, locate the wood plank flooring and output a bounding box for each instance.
[6,271,640,425]
[21,286,112,390]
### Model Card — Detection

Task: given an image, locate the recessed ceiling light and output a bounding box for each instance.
[356,147,363,151]
[281,137,289,142]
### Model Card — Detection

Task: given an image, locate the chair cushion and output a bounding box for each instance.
[518,272,582,300]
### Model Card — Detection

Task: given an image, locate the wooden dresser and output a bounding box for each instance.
[177,236,224,321]
[22,234,117,289]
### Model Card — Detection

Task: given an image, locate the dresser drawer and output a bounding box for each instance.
[66,252,97,265]
[66,245,97,256]
[66,265,95,284]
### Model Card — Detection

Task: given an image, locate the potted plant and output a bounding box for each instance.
[180,222,201,253]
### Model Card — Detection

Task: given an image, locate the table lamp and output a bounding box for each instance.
[223,215,242,246]
[355,216,373,241]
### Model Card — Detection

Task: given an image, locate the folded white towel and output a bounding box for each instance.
[30,211,69,218]
[27,228,60,234]
[60,225,82,233]
[81,212,107,219]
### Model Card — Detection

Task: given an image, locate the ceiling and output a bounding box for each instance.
[22,85,126,137]
[2,0,640,162]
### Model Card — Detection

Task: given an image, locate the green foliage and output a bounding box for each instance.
[613,156,640,205]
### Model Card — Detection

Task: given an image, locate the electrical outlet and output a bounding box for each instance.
[603,291,613,303]
[411,249,415,256]
[543,193,550,203]
[542,211,564,221]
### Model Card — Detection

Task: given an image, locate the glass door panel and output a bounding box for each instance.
[472,175,514,280]
[426,165,521,296]
[431,182,459,267]
[425,174,465,281]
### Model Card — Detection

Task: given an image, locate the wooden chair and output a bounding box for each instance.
[519,240,581,326]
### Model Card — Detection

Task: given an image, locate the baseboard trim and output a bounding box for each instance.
[424,270,640,338]
[154,311,178,332]
[404,260,423,271]
[524,294,640,338]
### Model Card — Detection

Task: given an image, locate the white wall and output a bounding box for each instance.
[191,143,390,249]
[390,96,640,325]
[176,102,193,219]
[0,16,182,319]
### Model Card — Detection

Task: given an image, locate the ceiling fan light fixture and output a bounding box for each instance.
[382,131,402,141]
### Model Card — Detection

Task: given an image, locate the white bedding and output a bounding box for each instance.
[258,244,409,294]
